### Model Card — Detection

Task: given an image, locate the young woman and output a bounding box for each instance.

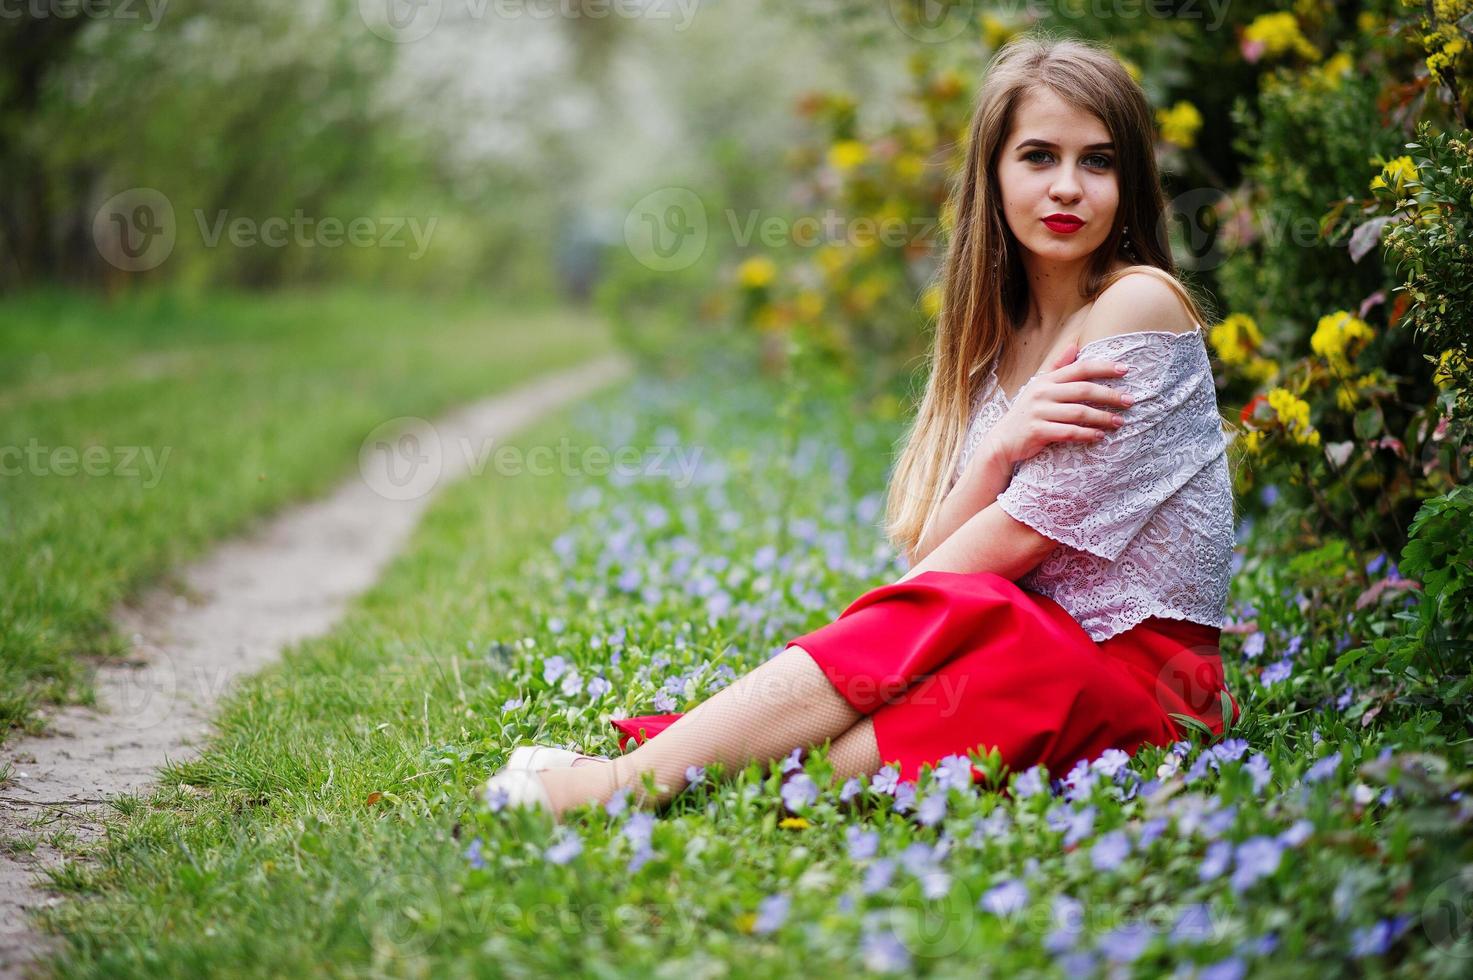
[487,32,1240,821]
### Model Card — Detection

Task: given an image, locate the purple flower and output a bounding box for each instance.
[542,655,570,684]
[781,773,818,813]
[652,691,677,712]
[781,747,804,774]
[1260,658,1293,685]
[463,837,486,870]
[933,754,975,791]
[1244,753,1272,793]
[1096,922,1152,962]
[980,879,1028,917]
[1305,751,1342,783]
[586,676,612,699]
[1286,634,1304,656]
[1063,758,1098,800]
[969,809,1012,845]
[1203,804,1238,839]
[898,842,937,877]
[753,893,790,935]
[623,811,655,847]
[560,670,584,698]
[1335,689,1354,710]
[839,777,863,803]
[1136,817,1169,849]
[1171,902,1216,945]
[847,826,880,861]
[1349,916,1412,957]
[1242,632,1266,659]
[605,787,631,818]
[501,696,525,711]
[685,765,706,786]
[1063,805,1097,846]
[1199,840,1232,881]
[917,793,948,827]
[1091,830,1132,871]
[484,783,510,812]
[1200,957,1247,980]
[1012,766,1047,798]
[1230,836,1283,893]
[860,929,911,972]
[1212,738,1250,763]
[544,831,583,865]
[1091,748,1132,780]
[871,764,900,795]
[1277,819,1313,847]
[891,782,917,813]
[862,858,896,895]
[1045,894,1085,953]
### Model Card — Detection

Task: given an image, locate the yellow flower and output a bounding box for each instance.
[753,304,785,333]
[920,283,942,319]
[1268,387,1320,445]
[1309,51,1354,90]
[828,140,868,172]
[736,911,758,933]
[1157,101,1203,149]
[1208,313,1264,367]
[1356,12,1382,34]
[1310,310,1374,369]
[1240,429,1266,455]
[1244,12,1322,60]
[1244,356,1281,386]
[895,153,925,182]
[981,14,1014,49]
[778,816,810,830]
[795,290,823,320]
[1433,348,1468,389]
[1369,156,1420,197]
[738,255,777,289]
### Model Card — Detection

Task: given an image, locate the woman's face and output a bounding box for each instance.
[995,87,1121,266]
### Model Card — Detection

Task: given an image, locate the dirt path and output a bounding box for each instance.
[0,353,632,978]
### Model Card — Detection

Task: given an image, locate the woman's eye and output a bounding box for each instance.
[1024,150,1113,168]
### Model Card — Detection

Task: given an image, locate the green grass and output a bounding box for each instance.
[30,360,1471,977]
[0,286,615,743]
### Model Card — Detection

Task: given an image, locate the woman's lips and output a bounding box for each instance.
[1042,217,1085,233]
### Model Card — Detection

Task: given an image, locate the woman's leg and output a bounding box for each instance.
[818,715,884,786]
[534,646,864,816]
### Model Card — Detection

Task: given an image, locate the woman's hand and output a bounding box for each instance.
[985,341,1135,468]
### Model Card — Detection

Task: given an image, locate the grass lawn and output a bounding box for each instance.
[0,287,615,743]
[27,357,1470,977]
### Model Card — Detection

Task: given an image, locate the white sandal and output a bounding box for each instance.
[506,744,610,771]
[483,767,553,814]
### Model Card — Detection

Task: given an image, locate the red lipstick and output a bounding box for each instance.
[1042,214,1085,234]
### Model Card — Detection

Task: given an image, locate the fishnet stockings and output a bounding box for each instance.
[536,647,882,816]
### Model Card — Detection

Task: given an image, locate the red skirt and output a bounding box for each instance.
[610,570,1238,786]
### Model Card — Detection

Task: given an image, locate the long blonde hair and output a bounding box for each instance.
[885,30,1215,558]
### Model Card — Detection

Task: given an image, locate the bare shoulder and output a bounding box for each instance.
[1077,267,1201,349]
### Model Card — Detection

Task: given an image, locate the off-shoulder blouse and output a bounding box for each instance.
[950,327,1236,642]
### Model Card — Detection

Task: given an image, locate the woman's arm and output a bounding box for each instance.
[899,502,1057,583]
[909,432,1013,567]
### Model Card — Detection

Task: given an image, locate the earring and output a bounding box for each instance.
[1122,224,1135,256]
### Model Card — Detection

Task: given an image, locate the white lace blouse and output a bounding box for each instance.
[950,327,1236,642]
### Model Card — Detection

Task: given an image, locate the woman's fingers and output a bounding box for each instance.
[1051,379,1136,409]
[1040,402,1125,430]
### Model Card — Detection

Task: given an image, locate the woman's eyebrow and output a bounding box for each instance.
[1014,138,1115,151]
